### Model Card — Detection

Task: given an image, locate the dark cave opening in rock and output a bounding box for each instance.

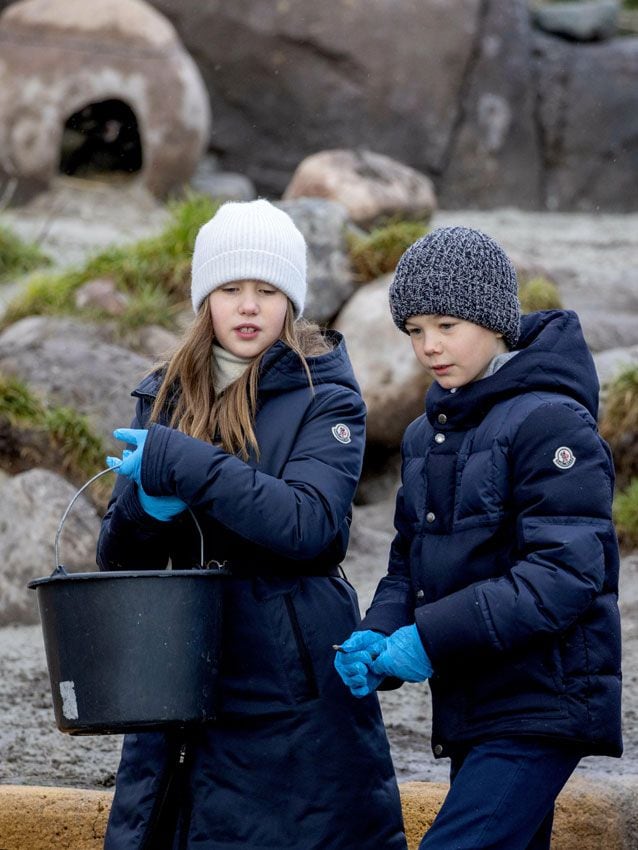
[59,99,143,180]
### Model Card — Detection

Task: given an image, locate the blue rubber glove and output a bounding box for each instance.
[106,428,148,484]
[371,624,433,683]
[334,630,387,698]
[136,484,186,522]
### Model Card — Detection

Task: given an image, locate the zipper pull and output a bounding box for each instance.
[178,743,187,765]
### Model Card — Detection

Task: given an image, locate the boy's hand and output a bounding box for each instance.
[333,630,387,697]
[371,624,433,683]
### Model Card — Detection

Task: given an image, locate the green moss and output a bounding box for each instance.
[0,373,43,423]
[347,220,429,283]
[1,193,219,328]
[0,223,50,282]
[614,479,638,550]
[600,366,638,492]
[43,405,105,478]
[601,366,638,435]
[518,276,563,313]
[0,372,105,481]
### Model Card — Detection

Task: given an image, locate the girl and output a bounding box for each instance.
[335,226,622,850]
[98,199,407,850]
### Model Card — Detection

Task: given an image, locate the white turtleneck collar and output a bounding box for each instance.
[212,343,253,394]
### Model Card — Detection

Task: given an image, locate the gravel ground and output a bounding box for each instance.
[0,505,635,789]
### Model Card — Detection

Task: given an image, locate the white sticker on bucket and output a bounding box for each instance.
[59,680,79,720]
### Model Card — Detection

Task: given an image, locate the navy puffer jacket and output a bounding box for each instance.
[97,332,406,850]
[361,311,622,760]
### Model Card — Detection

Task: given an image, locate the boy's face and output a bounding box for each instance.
[404,314,508,389]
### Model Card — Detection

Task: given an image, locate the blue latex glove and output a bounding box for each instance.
[137,483,186,522]
[334,630,387,698]
[106,428,148,484]
[371,624,433,683]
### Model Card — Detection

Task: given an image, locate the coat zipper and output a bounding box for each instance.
[284,594,319,699]
[140,739,189,850]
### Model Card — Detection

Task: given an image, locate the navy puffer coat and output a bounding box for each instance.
[361,311,622,760]
[97,332,407,850]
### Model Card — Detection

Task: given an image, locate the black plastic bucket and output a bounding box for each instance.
[28,468,226,735]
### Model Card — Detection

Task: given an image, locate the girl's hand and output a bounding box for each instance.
[106,428,148,484]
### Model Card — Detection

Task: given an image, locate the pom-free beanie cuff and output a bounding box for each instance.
[389,226,521,348]
[191,199,307,316]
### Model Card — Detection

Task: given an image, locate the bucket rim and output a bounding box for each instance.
[28,568,228,589]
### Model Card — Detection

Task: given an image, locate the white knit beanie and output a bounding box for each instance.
[191,199,307,316]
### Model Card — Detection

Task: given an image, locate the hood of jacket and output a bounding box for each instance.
[133,330,360,400]
[425,310,599,428]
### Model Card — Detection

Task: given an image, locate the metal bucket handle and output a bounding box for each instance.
[53,466,208,572]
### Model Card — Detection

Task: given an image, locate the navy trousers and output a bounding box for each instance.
[420,737,581,850]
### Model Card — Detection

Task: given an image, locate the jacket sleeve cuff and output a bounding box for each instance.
[359,603,411,637]
[141,423,173,496]
[415,587,493,667]
[116,479,171,531]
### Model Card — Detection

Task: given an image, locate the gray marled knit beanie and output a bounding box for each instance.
[389,226,521,348]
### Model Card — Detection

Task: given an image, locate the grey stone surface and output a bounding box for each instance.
[532,0,620,42]
[0,316,152,450]
[333,274,431,448]
[277,197,355,324]
[535,34,638,212]
[0,469,100,626]
[150,0,481,194]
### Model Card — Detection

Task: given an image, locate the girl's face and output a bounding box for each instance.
[208,279,289,358]
[405,314,508,389]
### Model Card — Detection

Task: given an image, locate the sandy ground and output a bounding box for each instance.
[0,179,637,789]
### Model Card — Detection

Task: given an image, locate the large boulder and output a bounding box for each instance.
[277,198,355,325]
[439,0,543,209]
[535,34,638,212]
[150,0,483,194]
[283,149,437,227]
[0,468,101,626]
[0,0,210,199]
[333,274,430,447]
[0,316,152,450]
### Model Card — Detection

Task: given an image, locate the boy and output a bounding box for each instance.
[335,226,622,849]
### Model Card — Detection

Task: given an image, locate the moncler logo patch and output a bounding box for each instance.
[552,446,576,470]
[332,423,351,444]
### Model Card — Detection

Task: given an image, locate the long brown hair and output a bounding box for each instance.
[150,301,331,459]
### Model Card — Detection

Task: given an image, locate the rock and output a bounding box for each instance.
[190,157,257,202]
[127,324,180,360]
[333,274,430,447]
[0,0,210,199]
[151,0,483,193]
[593,344,638,390]
[532,0,620,42]
[0,468,101,626]
[577,310,638,353]
[283,149,436,227]
[74,278,129,316]
[535,34,638,212]
[276,198,354,324]
[0,316,152,450]
[439,0,543,210]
